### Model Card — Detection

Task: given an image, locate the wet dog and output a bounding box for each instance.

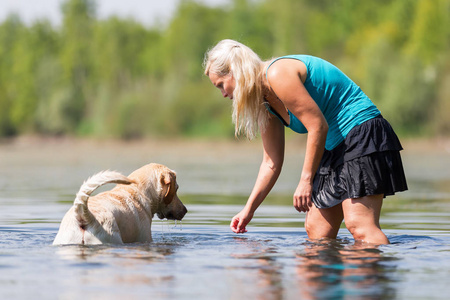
[53,163,187,245]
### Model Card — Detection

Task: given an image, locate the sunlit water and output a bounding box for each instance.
[1,138,450,299]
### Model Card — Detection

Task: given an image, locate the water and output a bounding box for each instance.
[1,138,450,299]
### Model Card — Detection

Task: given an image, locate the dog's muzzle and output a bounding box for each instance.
[157,205,188,220]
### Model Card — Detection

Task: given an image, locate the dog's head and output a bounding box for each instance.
[129,163,187,220]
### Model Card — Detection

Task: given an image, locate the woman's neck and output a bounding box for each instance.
[261,61,273,91]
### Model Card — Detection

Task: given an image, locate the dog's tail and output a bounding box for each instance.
[73,170,134,225]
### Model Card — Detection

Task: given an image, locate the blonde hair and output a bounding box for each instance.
[204,39,268,139]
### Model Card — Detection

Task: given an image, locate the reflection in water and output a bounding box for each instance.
[55,242,176,262]
[296,239,398,299]
[53,242,180,298]
[230,236,399,299]
[230,236,285,300]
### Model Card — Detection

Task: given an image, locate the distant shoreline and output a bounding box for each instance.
[1,134,449,155]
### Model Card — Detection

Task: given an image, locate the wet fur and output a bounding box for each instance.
[53,163,187,245]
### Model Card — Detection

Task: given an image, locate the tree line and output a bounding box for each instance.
[1,0,449,139]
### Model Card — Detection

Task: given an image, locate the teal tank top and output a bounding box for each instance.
[266,55,380,150]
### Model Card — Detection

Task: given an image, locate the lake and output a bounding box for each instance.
[1,137,449,299]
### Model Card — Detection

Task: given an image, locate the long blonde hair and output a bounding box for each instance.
[204,39,268,139]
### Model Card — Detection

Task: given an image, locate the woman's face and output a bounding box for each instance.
[208,72,235,100]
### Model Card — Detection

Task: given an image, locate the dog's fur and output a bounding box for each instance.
[53,163,187,245]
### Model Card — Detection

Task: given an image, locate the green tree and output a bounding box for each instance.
[0,15,23,135]
[57,0,96,134]
[0,0,449,138]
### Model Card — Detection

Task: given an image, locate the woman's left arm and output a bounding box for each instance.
[267,59,328,212]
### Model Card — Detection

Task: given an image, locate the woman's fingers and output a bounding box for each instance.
[230,216,239,232]
[293,194,312,212]
[230,215,248,233]
[294,181,313,212]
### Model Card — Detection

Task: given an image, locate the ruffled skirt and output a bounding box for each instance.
[312,115,408,208]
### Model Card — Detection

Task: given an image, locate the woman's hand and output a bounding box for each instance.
[293,179,314,212]
[230,208,254,233]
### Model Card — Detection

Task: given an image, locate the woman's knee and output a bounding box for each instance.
[342,195,383,237]
[305,206,343,239]
[344,220,389,244]
[305,220,338,239]
[344,218,367,240]
[305,219,328,239]
[304,220,315,238]
[343,210,388,243]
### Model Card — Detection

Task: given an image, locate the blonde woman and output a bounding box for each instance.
[204,39,407,244]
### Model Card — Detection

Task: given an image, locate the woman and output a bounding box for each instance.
[203,39,407,244]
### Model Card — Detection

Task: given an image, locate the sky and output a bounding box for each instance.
[0,0,229,27]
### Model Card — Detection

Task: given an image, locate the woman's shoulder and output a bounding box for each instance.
[266,56,308,84]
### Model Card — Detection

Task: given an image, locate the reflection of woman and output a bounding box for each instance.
[204,39,407,244]
[296,240,394,299]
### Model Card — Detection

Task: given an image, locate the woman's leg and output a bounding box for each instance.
[305,204,344,239]
[342,194,389,244]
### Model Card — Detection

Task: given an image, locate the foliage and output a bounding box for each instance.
[0,0,449,138]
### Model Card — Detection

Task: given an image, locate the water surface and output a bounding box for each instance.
[1,138,449,299]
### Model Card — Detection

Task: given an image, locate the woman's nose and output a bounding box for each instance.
[221,90,228,98]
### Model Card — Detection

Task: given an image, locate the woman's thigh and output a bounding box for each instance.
[341,194,384,231]
[341,194,390,243]
[305,203,344,239]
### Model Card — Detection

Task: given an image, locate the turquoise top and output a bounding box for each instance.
[265,55,380,150]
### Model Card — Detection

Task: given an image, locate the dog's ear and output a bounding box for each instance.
[160,172,176,205]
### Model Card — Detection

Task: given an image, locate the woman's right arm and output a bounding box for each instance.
[230,116,285,233]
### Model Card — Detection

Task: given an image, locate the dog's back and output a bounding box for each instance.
[53,171,133,245]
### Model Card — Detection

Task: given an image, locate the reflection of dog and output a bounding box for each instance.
[53,163,187,245]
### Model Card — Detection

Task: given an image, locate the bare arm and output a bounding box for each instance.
[267,59,328,212]
[230,116,285,233]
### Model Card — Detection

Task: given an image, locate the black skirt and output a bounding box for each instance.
[312,115,408,208]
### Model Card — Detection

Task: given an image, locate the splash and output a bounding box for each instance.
[159,219,182,238]
[160,218,168,238]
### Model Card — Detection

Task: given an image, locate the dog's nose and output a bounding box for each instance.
[176,205,188,220]
[164,205,187,220]
[175,205,187,220]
